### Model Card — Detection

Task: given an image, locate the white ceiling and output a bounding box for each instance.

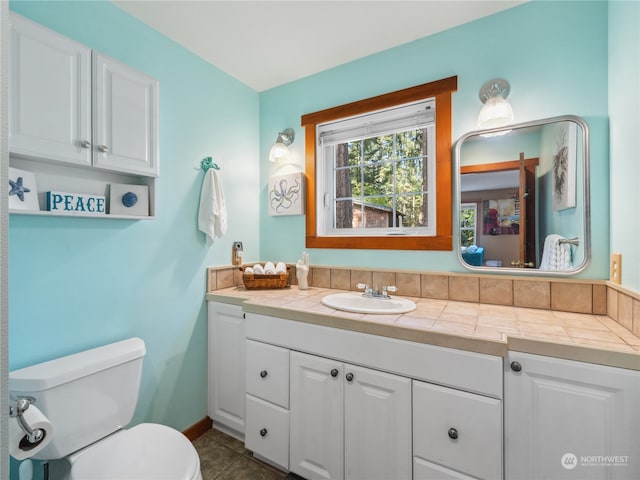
[113,0,526,92]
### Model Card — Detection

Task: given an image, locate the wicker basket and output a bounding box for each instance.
[240,266,289,289]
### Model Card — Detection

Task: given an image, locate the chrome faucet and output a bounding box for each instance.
[357,283,397,299]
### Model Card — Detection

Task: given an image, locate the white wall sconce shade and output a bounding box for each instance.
[478,79,513,128]
[269,128,295,162]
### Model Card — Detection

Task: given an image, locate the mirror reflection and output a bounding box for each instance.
[453,115,590,275]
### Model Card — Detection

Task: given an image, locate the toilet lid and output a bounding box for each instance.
[69,423,201,480]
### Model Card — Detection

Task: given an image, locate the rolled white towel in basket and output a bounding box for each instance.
[275,262,287,274]
[252,264,264,274]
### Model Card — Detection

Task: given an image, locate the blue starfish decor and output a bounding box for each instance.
[9,176,31,202]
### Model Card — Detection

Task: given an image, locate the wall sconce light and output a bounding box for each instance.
[269,128,295,163]
[478,79,513,128]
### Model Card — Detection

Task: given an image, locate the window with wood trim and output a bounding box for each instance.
[301,76,457,251]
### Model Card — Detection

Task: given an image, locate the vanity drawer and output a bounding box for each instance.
[246,339,289,408]
[414,456,477,479]
[413,380,502,480]
[245,394,289,470]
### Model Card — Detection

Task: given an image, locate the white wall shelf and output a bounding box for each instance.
[8,13,159,220]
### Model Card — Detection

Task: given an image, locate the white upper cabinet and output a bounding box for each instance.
[92,53,159,176]
[9,13,158,177]
[9,14,92,166]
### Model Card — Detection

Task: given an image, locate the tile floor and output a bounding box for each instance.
[193,427,299,480]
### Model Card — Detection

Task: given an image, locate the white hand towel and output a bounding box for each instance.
[264,261,276,274]
[275,262,287,274]
[540,234,572,270]
[198,168,228,242]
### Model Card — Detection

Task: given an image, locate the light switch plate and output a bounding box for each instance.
[610,253,622,284]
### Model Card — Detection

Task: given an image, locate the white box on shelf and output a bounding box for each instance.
[8,167,40,211]
[109,183,149,216]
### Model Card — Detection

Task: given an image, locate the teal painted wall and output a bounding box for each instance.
[8,1,259,476]
[259,0,610,278]
[609,0,640,291]
[8,0,639,476]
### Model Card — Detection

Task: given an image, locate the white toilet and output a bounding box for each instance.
[9,337,202,480]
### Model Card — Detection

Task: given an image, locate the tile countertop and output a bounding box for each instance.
[206,286,640,371]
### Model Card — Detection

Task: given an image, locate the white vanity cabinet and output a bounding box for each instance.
[8,13,158,216]
[207,302,246,436]
[505,351,640,479]
[289,351,412,480]
[243,311,504,480]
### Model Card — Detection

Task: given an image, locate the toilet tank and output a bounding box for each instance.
[9,337,146,460]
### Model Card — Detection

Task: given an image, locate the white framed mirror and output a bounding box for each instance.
[453,115,590,275]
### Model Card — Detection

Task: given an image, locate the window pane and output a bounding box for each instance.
[362,162,393,197]
[396,129,424,160]
[396,157,426,194]
[396,194,427,227]
[461,230,475,246]
[360,196,393,228]
[335,199,354,229]
[460,209,476,228]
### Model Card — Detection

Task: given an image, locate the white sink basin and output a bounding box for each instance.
[322,292,416,315]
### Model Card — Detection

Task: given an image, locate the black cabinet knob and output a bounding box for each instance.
[260,428,268,437]
[330,368,339,377]
[345,372,354,382]
[448,428,458,440]
[260,370,268,378]
[510,361,522,372]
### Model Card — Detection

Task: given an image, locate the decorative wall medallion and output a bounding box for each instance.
[122,191,138,207]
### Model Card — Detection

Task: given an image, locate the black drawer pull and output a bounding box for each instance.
[510,361,522,372]
[330,368,339,377]
[448,428,458,440]
[260,370,268,378]
[260,428,268,437]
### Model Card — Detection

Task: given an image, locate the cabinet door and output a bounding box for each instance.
[413,380,502,480]
[505,352,640,479]
[9,14,91,166]
[344,363,411,480]
[92,52,158,176]
[207,302,246,435]
[290,351,343,480]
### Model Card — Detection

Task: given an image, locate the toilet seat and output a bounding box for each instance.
[65,423,202,480]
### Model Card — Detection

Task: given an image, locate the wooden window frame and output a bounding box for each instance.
[301,75,457,251]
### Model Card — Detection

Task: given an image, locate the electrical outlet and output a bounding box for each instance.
[610,253,622,284]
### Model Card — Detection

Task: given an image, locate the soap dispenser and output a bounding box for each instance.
[296,252,310,290]
[232,242,243,265]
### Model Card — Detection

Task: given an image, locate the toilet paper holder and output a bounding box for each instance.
[9,395,45,445]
